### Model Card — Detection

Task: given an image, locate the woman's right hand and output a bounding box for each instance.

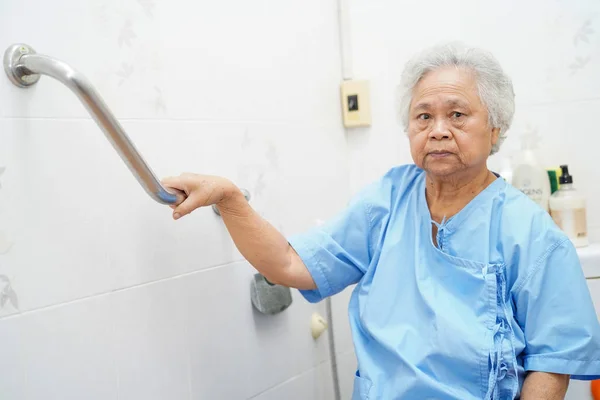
[161,173,241,220]
[163,173,316,290]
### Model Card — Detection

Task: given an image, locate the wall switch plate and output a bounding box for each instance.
[340,80,372,128]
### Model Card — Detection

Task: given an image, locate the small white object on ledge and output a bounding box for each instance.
[310,312,328,339]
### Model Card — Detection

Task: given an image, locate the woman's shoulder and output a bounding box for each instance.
[498,184,571,277]
[354,164,423,218]
[355,164,423,198]
[383,163,424,181]
[378,164,425,193]
[500,184,561,237]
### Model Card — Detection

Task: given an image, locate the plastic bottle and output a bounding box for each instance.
[546,167,561,194]
[511,129,551,211]
[549,165,589,248]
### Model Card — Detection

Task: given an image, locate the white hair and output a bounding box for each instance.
[398,42,515,154]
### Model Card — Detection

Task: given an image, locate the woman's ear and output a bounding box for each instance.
[491,127,500,146]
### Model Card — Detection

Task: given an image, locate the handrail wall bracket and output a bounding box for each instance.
[4,44,40,87]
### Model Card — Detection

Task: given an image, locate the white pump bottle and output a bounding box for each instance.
[511,129,551,212]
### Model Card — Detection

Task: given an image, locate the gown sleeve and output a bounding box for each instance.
[513,238,600,379]
[287,174,394,303]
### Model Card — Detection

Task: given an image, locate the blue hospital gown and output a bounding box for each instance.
[288,164,600,400]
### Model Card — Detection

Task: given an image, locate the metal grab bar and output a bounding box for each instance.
[3,43,187,205]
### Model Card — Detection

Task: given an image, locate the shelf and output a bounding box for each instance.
[577,242,600,279]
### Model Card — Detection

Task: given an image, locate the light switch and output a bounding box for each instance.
[340,80,372,128]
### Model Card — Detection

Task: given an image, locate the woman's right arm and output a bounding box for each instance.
[161,173,316,290]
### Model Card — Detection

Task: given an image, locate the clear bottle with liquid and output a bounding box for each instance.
[511,130,551,211]
[549,165,588,248]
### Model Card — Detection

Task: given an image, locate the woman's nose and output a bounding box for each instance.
[429,118,452,140]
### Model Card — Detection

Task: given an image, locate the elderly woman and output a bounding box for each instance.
[163,43,600,399]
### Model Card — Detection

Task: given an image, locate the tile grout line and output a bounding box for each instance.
[247,359,333,400]
[0,116,343,127]
[0,258,245,321]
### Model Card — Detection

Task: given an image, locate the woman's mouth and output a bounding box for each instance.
[428,151,453,158]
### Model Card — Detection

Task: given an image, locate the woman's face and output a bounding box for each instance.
[407,66,499,178]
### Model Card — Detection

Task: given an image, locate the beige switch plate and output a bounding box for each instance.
[340,80,372,128]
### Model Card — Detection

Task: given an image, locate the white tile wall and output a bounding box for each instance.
[20,295,118,400]
[186,262,331,399]
[112,276,190,400]
[0,119,113,314]
[0,316,27,399]
[0,0,347,398]
[251,361,335,400]
[0,261,340,399]
[0,1,343,123]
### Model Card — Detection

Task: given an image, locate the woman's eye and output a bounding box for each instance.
[418,114,430,120]
[452,112,464,118]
